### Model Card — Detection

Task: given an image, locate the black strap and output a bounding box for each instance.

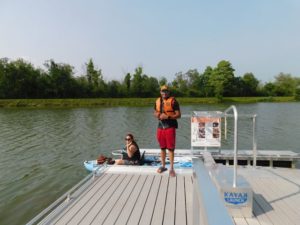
[160,97,164,113]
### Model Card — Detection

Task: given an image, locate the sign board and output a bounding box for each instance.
[224,191,248,205]
[191,112,221,147]
[221,187,253,218]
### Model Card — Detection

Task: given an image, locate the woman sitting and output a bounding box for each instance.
[115,133,141,165]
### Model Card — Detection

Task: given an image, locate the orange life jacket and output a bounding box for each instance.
[155,97,176,117]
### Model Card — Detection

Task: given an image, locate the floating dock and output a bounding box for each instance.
[211,150,300,168]
[144,149,300,168]
[27,161,300,225]
[27,166,194,225]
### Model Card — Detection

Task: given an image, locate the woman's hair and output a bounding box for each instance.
[126,133,134,140]
[126,133,139,148]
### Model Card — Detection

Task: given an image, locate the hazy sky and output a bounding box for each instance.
[1,0,300,83]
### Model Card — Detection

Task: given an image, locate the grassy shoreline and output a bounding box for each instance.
[0,97,297,108]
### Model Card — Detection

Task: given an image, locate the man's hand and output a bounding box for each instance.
[154,111,160,119]
[159,113,169,120]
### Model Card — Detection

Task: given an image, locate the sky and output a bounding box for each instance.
[1,0,300,83]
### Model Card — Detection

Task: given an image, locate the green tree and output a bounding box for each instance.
[241,73,259,96]
[201,66,214,97]
[44,60,76,98]
[107,80,122,97]
[142,76,159,97]
[0,58,8,98]
[158,77,168,87]
[274,73,297,96]
[172,72,188,96]
[131,67,144,97]
[75,76,91,98]
[209,60,235,99]
[86,61,92,85]
[124,73,131,94]
[295,85,300,100]
[230,77,244,97]
[185,69,202,96]
[0,58,44,98]
[295,77,300,86]
[85,59,105,97]
[263,82,276,96]
[129,67,160,97]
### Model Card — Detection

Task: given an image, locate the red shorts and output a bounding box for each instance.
[157,127,176,150]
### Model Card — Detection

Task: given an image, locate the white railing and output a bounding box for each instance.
[252,114,257,167]
[224,105,238,187]
[224,109,258,171]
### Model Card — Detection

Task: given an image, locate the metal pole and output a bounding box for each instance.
[233,107,238,188]
[224,105,238,188]
[252,115,257,168]
[224,117,227,140]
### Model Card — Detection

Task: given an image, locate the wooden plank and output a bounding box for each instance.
[185,175,193,225]
[77,174,126,225]
[239,167,290,224]
[126,175,155,225]
[265,169,300,212]
[244,175,276,225]
[264,176,300,222]
[163,176,176,225]
[255,177,296,224]
[151,176,169,225]
[55,174,118,225]
[52,173,112,225]
[139,175,162,225]
[250,177,292,225]
[270,179,300,215]
[114,175,147,225]
[91,174,133,225]
[233,218,248,225]
[176,175,187,225]
[252,197,273,225]
[245,217,262,225]
[102,175,140,225]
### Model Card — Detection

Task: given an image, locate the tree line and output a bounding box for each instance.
[0,58,299,99]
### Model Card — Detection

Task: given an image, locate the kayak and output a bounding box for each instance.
[83,156,193,172]
[84,160,102,172]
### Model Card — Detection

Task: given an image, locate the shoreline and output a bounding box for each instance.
[0,96,297,108]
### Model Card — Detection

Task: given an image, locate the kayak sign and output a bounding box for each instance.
[224,192,248,205]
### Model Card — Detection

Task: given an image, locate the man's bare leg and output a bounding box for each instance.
[157,149,167,173]
[161,149,166,168]
[168,149,176,177]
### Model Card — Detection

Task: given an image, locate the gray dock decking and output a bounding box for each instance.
[46,167,193,225]
[237,166,300,225]
[37,166,300,225]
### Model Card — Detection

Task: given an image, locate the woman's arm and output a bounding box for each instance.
[127,144,137,158]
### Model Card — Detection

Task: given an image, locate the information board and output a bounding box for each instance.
[191,114,221,147]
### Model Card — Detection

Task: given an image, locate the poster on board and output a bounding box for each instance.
[191,116,221,147]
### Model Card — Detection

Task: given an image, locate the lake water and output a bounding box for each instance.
[0,102,299,225]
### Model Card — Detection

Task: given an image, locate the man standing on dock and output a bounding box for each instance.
[154,85,181,177]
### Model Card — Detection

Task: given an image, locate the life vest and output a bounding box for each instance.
[155,97,176,117]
